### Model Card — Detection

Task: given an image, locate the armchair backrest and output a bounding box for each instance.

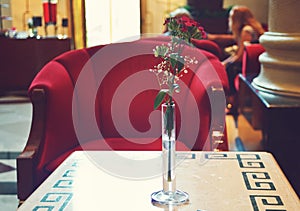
[141,36,223,60]
[18,39,229,201]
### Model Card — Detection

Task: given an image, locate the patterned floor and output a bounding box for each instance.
[0,98,32,210]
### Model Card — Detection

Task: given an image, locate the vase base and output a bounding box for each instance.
[151,190,189,206]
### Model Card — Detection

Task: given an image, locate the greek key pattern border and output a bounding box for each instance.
[205,153,286,211]
[28,153,290,210]
[250,195,286,211]
[32,160,79,210]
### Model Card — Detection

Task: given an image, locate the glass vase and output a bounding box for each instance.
[151,102,189,206]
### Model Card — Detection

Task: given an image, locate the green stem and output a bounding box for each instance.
[165,102,174,182]
[165,101,174,140]
[168,142,172,182]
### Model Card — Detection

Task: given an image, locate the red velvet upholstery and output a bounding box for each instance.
[142,36,223,60]
[191,38,222,60]
[234,43,265,90]
[242,43,265,79]
[17,39,229,201]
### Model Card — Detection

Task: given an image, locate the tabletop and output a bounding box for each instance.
[18,151,300,211]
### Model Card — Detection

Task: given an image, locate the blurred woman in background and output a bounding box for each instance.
[223,5,265,114]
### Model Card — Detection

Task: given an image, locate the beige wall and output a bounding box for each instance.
[141,0,269,35]
[223,0,269,24]
[7,0,268,38]
[141,0,187,34]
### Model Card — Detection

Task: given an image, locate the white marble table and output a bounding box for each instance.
[18,151,300,211]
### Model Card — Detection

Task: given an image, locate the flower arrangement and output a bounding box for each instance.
[151,15,206,138]
[152,16,207,110]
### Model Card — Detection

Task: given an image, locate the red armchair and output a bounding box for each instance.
[234,43,265,91]
[17,39,229,201]
[191,38,223,60]
[237,43,266,121]
[242,43,265,80]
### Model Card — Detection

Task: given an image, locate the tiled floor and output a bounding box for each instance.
[0,96,32,211]
[0,95,263,210]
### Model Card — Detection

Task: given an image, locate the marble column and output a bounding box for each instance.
[252,0,300,97]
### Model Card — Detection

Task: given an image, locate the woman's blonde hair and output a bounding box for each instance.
[229,5,265,39]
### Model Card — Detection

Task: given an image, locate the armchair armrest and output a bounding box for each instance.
[17,88,47,201]
[242,43,265,79]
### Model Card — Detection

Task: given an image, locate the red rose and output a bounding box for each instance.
[164,18,171,25]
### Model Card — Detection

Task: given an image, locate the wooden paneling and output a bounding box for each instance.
[0,37,71,93]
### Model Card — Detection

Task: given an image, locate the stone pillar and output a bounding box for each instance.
[252,0,300,97]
